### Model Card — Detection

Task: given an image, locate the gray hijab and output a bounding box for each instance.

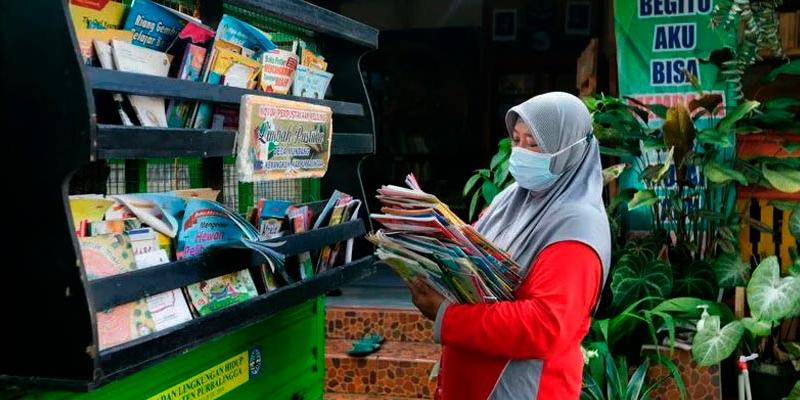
[475,92,611,291]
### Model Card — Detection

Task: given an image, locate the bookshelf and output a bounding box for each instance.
[2,0,379,395]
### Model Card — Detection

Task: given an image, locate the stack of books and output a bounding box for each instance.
[368,174,522,304]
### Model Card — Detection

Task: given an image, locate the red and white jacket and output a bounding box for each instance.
[432,241,602,399]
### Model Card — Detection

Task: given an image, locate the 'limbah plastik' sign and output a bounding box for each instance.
[614,0,732,117]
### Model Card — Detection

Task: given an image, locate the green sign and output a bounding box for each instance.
[614,0,733,116]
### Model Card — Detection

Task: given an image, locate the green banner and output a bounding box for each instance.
[614,0,733,115]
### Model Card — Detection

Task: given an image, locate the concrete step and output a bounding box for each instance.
[326,306,435,344]
[325,339,440,399]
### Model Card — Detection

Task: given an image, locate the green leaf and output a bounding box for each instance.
[691,316,744,367]
[468,190,481,220]
[718,100,760,133]
[581,370,605,400]
[703,161,748,186]
[697,128,733,147]
[788,380,800,400]
[769,200,800,212]
[498,137,512,152]
[783,142,800,153]
[762,162,800,193]
[605,351,621,399]
[627,190,659,210]
[764,97,800,110]
[625,359,650,400]
[747,256,800,322]
[651,297,734,324]
[602,163,627,185]
[494,160,510,187]
[741,317,773,337]
[608,188,637,214]
[712,253,750,288]
[765,59,800,82]
[647,104,669,119]
[463,174,481,196]
[673,260,718,299]
[490,151,507,170]
[600,145,637,158]
[610,254,673,311]
[481,181,499,204]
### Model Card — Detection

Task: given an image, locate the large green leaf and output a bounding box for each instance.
[463,174,481,196]
[762,161,800,193]
[640,147,673,182]
[696,128,733,148]
[468,190,481,220]
[712,253,750,288]
[490,151,507,170]
[494,160,510,187]
[788,380,800,400]
[673,260,718,299]
[651,297,735,324]
[765,59,800,82]
[764,97,800,110]
[747,256,800,322]
[718,100,760,133]
[704,161,748,186]
[603,163,627,185]
[691,316,744,367]
[610,254,673,311]
[481,181,499,205]
[741,317,772,337]
[625,358,650,400]
[608,188,637,215]
[647,104,669,119]
[600,145,638,158]
[628,190,659,211]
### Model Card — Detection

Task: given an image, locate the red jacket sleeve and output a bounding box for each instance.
[437,240,601,360]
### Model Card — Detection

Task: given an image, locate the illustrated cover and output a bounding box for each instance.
[287,205,314,279]
[69,0,127,29]
[110,194,180,238]
[291,65,333,99]
[215,15,277,59]
[300,47,328,71]
[122,0,197,51]
[172,188,221,201]
[259,48,299,94]
[69,196,114,226]
[76,29,133,65]
[259,200,291,238]
[167,44,207,128]
[128,227,160,256]
[236,95,333,182]
[89,218,142,236]
[177,199,259,316]
[79,234,138,280]
[316,196,352,273]
[111,40,171,127]
[193,46,260,128]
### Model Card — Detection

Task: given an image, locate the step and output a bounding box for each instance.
[325,339,440,398]
[324,394,421,400]
[326,306,435,344]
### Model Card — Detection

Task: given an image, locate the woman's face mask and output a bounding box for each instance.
[509,137,587,191]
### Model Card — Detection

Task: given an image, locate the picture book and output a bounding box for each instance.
[215,14,277,59]
[69,0,127,29]
[316,196,353,273]
[259,48,299,94]
[110,194,180,238]
[236,95,333,182]
[192,45,260,128]
[79,233,138,280]
[287,205,314,279]
[128,227,160,256]
[167,44,207,128]
[69,196,114,226]
[259,200,291,238]
[123,0,197,51]
[111,40,171,127]
[300,47,328,71]
[89,218,142,236]
[76,29,133,65]
[291,65,333,100]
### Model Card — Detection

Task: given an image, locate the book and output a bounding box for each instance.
[79,233,138,280]
[111,40,171,127]
[215,15,277,59]
[128,227,160,256]
[166,44,208,128]
[92,40,135,125]
[193,45,260,128]
[211,104,241,130]
[172,188,221,201]
[236,95,333,182]
[287,205,314,279]
[109,194,180,238]
[89,218,142,236]
[259,48,299,94]
[300,47,328,71]
[291,65,333,99]
[68,196,114,226]
[69,0,127,29]
[123,0,198,51]
[260,200,292,238]
[76,29,133,65]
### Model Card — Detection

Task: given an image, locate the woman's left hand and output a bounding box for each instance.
[407,278,445,321]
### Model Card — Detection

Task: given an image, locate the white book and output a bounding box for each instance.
[111,40,171,127]
[93,40,134,126]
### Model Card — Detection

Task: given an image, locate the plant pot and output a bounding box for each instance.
[748,361,799,400]
[642,345,722,400]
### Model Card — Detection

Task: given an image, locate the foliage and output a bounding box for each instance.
[463,138,513,219]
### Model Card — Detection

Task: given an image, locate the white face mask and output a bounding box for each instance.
[508,136,588,191]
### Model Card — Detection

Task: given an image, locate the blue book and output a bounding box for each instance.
[123,0,195,51]
[215,15,277,59]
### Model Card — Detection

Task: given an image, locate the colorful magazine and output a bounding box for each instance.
[89,218,142,236]
[259,48,299,94]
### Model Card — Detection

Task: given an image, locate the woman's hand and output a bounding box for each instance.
[407,278,445,321]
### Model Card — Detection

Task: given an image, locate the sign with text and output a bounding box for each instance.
[236,95,333,182]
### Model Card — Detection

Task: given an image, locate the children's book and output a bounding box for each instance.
[89,218,141,236]
[110,194,180,238]
[122,0,198,51]
[287,205,314,279]
[69,196,114,226]
[215,15,277,59]
[193,46,260,128]
[259,48,299,94]
[166,44,208,128]
[291,65,333,100]
[92,40,135,125]
[76,29,132,65]
[79,233,138,280]
[300,47,328,71]
[111,40,171,127]
[259,200,291,238]
[128,227,160,256]
[69,0,127,30]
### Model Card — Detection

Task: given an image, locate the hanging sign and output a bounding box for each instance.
[236,95,333,182]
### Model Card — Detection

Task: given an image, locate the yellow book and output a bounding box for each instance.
[69,0,127,29]
[210,47,261,89]
[69,197,115,225]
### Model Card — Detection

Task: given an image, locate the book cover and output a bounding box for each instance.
[291,65,333,99]
[193,46,260,128]
[110,194,180,238]
[300,47,328,71]
[69,0,127,29]
[79,233,138,280]
[111,40,171,127]
[259,200,292,238]
[236,95,333,182]
[167,44,207,128]
[76,29,133,65]
[69,196,114,226]
[172,188,221,201]
[128,227,160,256]
[215,15,277,59]
[177,199,259,316]
[92,40,136,125]
[89,218,142,236]
[123,0,194,51]
[259,48,299,94]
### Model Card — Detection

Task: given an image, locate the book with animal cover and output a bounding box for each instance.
[111,40,171,127]
[166,44,208,128]
[292,65,333,100]
[259,48,299,94]
[69,0,127,29]
[76,29,133,65]
[123,0,198,51]
[79,233,138,280]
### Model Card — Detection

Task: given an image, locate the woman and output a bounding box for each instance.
[408,92,611,399]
